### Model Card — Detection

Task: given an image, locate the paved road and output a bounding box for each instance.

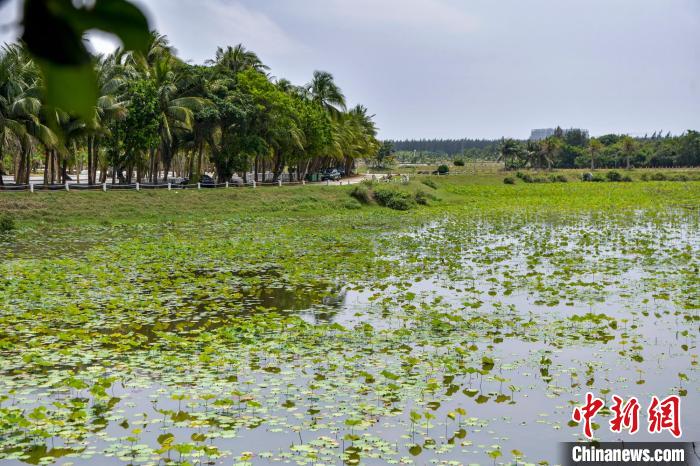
[2,173,391,187]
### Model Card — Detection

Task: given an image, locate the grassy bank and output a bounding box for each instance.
[0,173,698,229]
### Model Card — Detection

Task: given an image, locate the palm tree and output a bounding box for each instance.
[497,138,522,170]
[538,137,561,170]
[209,44,269,75]
[84,52,129,184]
[620,136,636,170]
[307,71,346,119]
[0,44,35,185]
[129,36,210,182]
[588,138,603,171]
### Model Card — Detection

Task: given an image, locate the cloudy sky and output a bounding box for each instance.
[1,0,699,139]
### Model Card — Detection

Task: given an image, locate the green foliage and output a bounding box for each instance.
[350,185,372,205]
[21,0,150,120]
[503,176,516,185]
[414,189,433,205]
[606,170,623,182]
[373,187,416,210]
[453,158,465,166]
[437,165,449,175]
[0,214,15,233]
[421,178,438,190]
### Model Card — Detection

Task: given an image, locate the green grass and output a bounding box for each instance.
[1,172,698,229]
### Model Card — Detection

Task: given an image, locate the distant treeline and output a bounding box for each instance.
[499,130,700,170]
[385,130,700,168]
[386,138,500,162]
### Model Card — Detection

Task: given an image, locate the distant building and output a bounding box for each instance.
[529,128,555,141]
[530,127,589,141]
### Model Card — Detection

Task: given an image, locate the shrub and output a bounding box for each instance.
[671,174,689,182]
[414,190,431,205]
[515,171,526,180]
[437,165,449,175]
[591,174,606,182]
[650,173,667,181]
[343,199,362,210]
[621,175,633,182]
[582,172,594,182]
[350,185,372,204]
[503,176,516,185]
[549,174,568,183]
[374,187,416,211]
[640,173,650,181]
[0,214,15,233]
[519,173,534,183]
[606,170,623,182]
[421,178,438,190]
[453,159,465,166]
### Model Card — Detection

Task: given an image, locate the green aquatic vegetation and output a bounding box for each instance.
[0,185,698,465]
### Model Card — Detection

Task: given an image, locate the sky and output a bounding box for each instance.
[1,0,699,140]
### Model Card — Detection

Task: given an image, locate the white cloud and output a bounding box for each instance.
[302,0,478,35]
[144,0,305,63]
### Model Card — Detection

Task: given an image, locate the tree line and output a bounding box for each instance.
[0,35,380,185]
[389,138,499,156]
[498,128,700,170]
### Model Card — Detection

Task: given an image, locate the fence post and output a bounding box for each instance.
[278,179,282,187]
[225,182,229,188]
[136,182,140,191]
[168,182,171,191]
[252,180,256,189]
[30,183,34,193]
[197,182,201,190]
[103,183,107,192]
[65,182,70,192]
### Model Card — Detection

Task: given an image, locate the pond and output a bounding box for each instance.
[0,210,698,465]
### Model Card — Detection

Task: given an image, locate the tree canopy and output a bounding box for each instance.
[0,36,380,185]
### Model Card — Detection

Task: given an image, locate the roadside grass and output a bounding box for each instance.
[0,171,698,230]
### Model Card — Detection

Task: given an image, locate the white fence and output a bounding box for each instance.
[0,179,312,192]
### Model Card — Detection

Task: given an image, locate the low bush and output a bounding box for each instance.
[374,187,416,211]
[517,172,534,183]
[453,159,465,166]
[343,199,362,210]
[414,190,430,205]
[591,174,606,182]
[549,174,568,183]
[421,178,438,190]
[650,173,668,181]
[640,173,650,181]
[437,165,449,175]
[582,172,594,182]
[621,175,633,182]
[606,170,623,182]
[670,174,689,182]
[503,176,516,185]
[0,214,15,233]
[350,185,372,204]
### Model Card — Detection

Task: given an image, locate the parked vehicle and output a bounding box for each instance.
[320,169,341,181]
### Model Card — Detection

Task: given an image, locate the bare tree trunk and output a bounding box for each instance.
[87,136,93,184]
[272,152,284,182]
[43,150,50,185]
[254,156,258,182]
[148,147,155,183]
[92,140,100,184]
